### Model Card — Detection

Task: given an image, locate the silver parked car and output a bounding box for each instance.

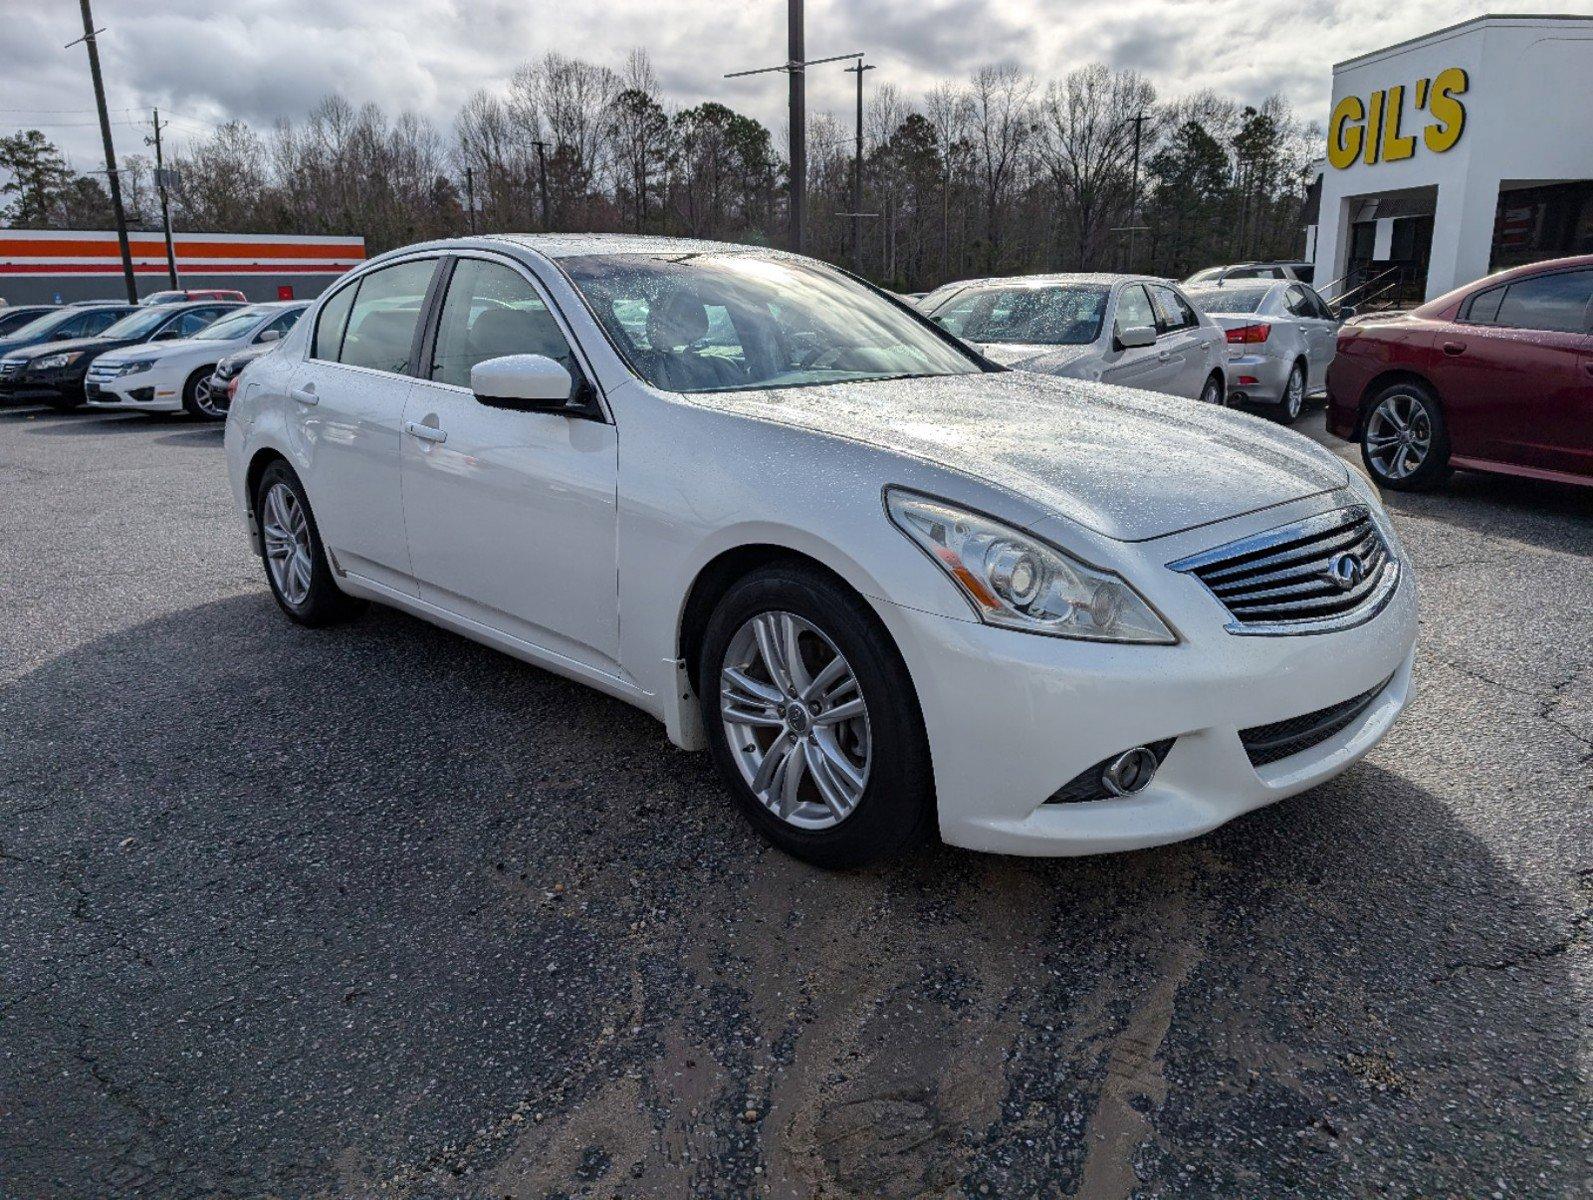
[1184,261,1316,285]
[1183,281,1344,424]
[920,274,1229,405]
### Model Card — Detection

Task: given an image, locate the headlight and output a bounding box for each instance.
[117,360,153,376]
[885,489,1177,644]
[35,351,83,371]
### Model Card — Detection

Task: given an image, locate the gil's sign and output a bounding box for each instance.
[1328,67,1468,169]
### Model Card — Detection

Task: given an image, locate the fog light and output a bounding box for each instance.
[1100,747,1159,796]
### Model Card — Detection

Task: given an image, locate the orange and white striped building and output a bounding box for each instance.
[0,229,366,305]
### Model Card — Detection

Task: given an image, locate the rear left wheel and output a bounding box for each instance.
[1274,361,1306,424]
[699,563,934,867]
[1197,372,1226,406]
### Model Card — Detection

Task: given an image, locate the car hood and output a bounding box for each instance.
[974,342,1097,373]
[693,371,1349,542]
[98,339,202,366]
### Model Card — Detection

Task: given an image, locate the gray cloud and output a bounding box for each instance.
[0,0,1566,173]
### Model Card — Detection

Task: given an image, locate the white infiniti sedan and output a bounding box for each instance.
[225,235,1416,866]
[87,302,306,419]
[919,274,1229,405]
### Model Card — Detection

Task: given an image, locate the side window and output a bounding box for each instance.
[174,308,223,337]
[57,312,96,338]
[1149,284,1197,331]
[429,258,576,392]
[1284,286,1312,317]
[1116,284,1157,334]
[259,309,302,341]
[337,259,436,374]
[1466,286,1506,325]
[1304,287,1334,320]
[313,283,357,361]
[1492,270,1593,334]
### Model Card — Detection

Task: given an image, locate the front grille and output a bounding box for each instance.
[1240,675,1393,767]
[87,361,122,383]
[0,357,25,378]
[1169,505,1398,635]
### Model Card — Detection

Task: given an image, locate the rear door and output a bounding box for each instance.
[1100,284,1175,393]
[1285,285,1337,391]
[291,256,439,594]
[1427,267,1593,477]
[1148,283,1212,398]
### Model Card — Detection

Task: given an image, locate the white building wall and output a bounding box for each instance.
[1313,15,1593,301]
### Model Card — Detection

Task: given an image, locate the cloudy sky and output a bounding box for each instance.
[0,0,1581,171]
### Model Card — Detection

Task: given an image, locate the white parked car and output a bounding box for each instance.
[1184,280,1346,424]
[225,235,1416,866]
[919,274,1229,405]
[86,302,306,418]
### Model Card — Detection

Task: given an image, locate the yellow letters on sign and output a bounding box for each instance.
[1327,66,1468,168]
[1424,67,1468,153]
[1328,96,1365,169]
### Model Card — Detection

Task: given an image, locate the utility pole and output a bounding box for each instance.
[69,0,137,303]
[465,166,476,233]
[1124,111,1150,271]
[725,1,860,254]
[530,140,551,229]
[843,57,875,270]
[145,109,179,288]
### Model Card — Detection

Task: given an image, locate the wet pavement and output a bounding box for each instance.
[1,400,1588,1198]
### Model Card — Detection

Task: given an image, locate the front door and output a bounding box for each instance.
[1148,283,1212,398]
[295,256,438,595]
[400,255,621,675]
[1100,284,1175,393]
[1428,266,1593,477]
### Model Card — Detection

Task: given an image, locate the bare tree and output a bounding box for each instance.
[967,65,1034,272]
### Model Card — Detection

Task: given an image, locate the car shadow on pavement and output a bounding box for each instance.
[1378,471,1592,558]
[20,411,193,436]
[0,592,1584,1200]
[153,425,225,447]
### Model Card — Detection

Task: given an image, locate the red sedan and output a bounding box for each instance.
[1327,255,1593,491]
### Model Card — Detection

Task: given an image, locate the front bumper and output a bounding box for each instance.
[0,369,83,400]
[85,373,183,411]
[878,497,1418,856]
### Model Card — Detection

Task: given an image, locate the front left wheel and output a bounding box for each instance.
[182,366,223,418]
[699,563,934,867]
[254,461,365,626]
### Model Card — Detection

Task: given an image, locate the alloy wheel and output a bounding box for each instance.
[193,377,226,419]
[261,481,314,606]
[719,611,872,830]
[1283,366,1305,419]
[1364,391,1433,480]
[1200,376,1224,406]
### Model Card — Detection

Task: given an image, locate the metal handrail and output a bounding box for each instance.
[1325,265,1401,306]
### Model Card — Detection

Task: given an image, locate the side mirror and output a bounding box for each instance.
[1116,324,1158,349]
[470,353,573,411]
[257,329,282,344]
[1335,304,1358,320]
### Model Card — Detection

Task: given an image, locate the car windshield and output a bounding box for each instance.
[101,307,181,339]
[560,252,983,393]
[4,308,86,341]
[192,306,271,341]
[1187,287,1270,315]
[928,284,1108,346]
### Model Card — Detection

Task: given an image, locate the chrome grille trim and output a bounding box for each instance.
[1169,504,1400,636]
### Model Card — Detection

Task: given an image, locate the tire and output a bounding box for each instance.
[182,366,222,418]
[1359,380,1452,492]
[1197,372,1226,407]
[1274,361,1306,425]
[253,461,365,626]
[699,562,935,867]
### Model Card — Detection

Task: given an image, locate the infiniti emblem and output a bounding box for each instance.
[1324,551,1365,591]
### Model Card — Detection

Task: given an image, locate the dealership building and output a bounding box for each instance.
[1308,13,1593,303]
[0,230,365,305]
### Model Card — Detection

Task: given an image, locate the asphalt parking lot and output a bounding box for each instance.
[1,398,1588,1199]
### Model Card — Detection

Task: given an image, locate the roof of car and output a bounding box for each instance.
[935,273,1171,290]
[482,233,791,261]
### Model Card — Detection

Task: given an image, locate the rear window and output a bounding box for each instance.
[929,284,1109,346]
[1187,287,1268,315]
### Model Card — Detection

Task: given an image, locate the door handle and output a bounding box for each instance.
[290,385,318,406]
[405,420,446,444]
[1442,341,1466,356]
[1157,350,1174,362]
